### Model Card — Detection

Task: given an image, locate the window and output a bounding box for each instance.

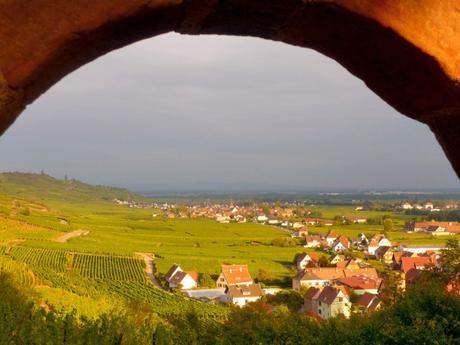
[338,297,343,302]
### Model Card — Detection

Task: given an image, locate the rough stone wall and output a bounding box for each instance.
[0,0,459,179]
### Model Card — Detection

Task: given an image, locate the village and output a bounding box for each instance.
[148,200,459,320]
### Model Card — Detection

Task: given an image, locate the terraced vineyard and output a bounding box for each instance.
[73,254,146,282]
[98,280,227,318]
[10,246,67,271]
[0,255,36,286]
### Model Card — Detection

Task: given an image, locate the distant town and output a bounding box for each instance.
[114,197,459,318]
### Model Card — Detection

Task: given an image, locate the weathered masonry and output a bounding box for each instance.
[0,1,459,177]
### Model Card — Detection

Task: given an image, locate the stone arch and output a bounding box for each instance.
[0,0,459,178]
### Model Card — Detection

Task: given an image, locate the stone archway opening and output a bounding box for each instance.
[0,0,459,179]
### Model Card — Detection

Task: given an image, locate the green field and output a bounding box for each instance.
[0,172,457,320]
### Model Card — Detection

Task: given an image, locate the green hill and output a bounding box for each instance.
[0,172,146,203]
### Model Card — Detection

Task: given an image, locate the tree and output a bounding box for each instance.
[383,218,394,233]
[257,269,272,284]
[200,273,215,288]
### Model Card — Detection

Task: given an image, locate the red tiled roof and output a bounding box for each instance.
[401,256,435,273]
[222,264,253,285]
[336,276,382,290]
[186,271,199,282]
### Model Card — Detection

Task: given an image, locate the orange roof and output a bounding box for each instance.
[186,271,199,282]
[343,268,379,279]
[221,264,253,285]
[401,256,435,273]
[336,276,382,290]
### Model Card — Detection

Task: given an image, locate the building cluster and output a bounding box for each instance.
[291,228,447,319]
[406,221,460,236]
[399,201,458,212]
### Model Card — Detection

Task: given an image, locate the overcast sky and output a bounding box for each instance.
[0,33,458,191]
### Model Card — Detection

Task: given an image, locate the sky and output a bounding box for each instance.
[0,33,458,192]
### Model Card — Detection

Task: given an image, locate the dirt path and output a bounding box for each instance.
[134,252,165,290]
[55,230,89,243]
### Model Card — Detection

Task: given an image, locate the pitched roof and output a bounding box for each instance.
[227,284,263,298]
[168,271,188,286]
[336,276,383,290]
[221,264,253,285]
[356,293,381,310]
[401,256,435,273]
[186,271,199,282]
[304,287,321,300]
[343,268,379,279]
[316,286,349,305]
[299,267,345,281]
[165,264,181,282]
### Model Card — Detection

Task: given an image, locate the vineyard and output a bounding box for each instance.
[0,255,36,286]
[0,245,227,319]
[11,246,67,271]
[73,253,146,281]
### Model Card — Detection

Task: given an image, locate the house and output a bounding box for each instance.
[296,253,317,271]
[401,256,437,288]
[355,293,381,313]
[367,235,392,256]
[292,222,305,230]
[304,286,351,320]
[293,267,378,290]
[375,246,394,264]
[293,267,345,290]
[305,218,322,226]
[406,221,460,235]
[331,236,350,252]
[335,276,382,295]
[352,233,369,247]
[346,216,368,224]
[257,215,268,223]
[304,235,322,248]
[399,244,445,254]
[424,202,434,210]
[325,232,338,246]
[165,264,198,290]
[216,264,253,288]
[226,284,263,307]
[401,202,413,210]
[292,228,308,238]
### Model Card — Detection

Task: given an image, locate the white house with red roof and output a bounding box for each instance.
[165,264,198,290]
[226,284,263,307]
[304,286,351,319]
[325,232,338,246]
[331,236,350,252]
[367,235,392,255]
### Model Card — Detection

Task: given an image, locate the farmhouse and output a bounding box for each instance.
[165,264,198,290]
[216,264,253,288]
[226,283,263,307]
[304,286,351,320]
